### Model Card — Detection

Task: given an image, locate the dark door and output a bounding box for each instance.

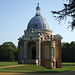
[32,47,36,59]
[56,61,57,68]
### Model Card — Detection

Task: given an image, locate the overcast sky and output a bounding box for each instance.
[0,0,75,46]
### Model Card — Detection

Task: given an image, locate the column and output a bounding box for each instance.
[24,40,27,59]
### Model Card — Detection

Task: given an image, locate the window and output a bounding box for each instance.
[44,45,50,58]
[47,35,49,39]
[52,47,54,58]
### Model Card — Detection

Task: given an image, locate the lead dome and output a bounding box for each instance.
[27,4,49,30]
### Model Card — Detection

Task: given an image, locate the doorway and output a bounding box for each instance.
[56,61,57,68]
[32,47,36,59]
[28,41,36,59]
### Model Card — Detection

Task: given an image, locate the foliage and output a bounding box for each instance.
[0,42,18,61]
[0,62,75,73]
[2,42,16,48]
[61,41,75,62]
[51,0,75,31]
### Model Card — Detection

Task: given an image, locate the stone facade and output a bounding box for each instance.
[18,4,62,69]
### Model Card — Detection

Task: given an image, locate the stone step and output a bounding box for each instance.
[24,60,36,64]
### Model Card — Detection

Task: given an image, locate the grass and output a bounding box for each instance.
[62,62,75,66]
[0,62,18,67]
[0,62,75,73]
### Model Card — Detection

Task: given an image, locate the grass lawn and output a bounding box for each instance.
[0,62,75,73]
[0,62,18,67]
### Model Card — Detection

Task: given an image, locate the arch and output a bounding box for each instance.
[27,41,36,59]
[32,47,36,59]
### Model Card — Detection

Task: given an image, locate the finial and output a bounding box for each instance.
[36,3,41,16]
[36,3,40,10]
[37,3,39,6]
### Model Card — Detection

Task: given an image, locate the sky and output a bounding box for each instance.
[0,0,75,46]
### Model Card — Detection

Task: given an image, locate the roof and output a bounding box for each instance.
[27,4,49,30]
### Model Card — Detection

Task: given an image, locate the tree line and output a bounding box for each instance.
[0,42,18,61]
[61,41,75,62]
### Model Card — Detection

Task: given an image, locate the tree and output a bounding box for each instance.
[70,41,75,61]
[2,42,16,49]
[61,41,75,62]
[61,42,70,62]
[2,42,18,60]
[0,42,18,61]
[51,0,75,31]
[0,47,15,61]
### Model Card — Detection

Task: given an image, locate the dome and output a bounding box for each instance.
[27,3,49,30]
[27,15,49,30]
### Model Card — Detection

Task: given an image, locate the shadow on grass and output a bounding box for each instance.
[23,71,62,74]
[0,70,62,74]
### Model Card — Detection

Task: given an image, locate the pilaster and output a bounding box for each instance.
[36,40,39,59]
[24,40,27,59]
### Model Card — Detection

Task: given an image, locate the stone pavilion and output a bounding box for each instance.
[18,3,62,69]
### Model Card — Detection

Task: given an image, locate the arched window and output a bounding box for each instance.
[52,47,54,58]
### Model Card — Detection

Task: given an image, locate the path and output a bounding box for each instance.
[0,64,29,68]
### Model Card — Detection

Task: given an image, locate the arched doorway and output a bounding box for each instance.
[32,47,36,59]
[28,41,36,59]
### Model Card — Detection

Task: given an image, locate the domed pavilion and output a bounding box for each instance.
[18,3,62,69]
